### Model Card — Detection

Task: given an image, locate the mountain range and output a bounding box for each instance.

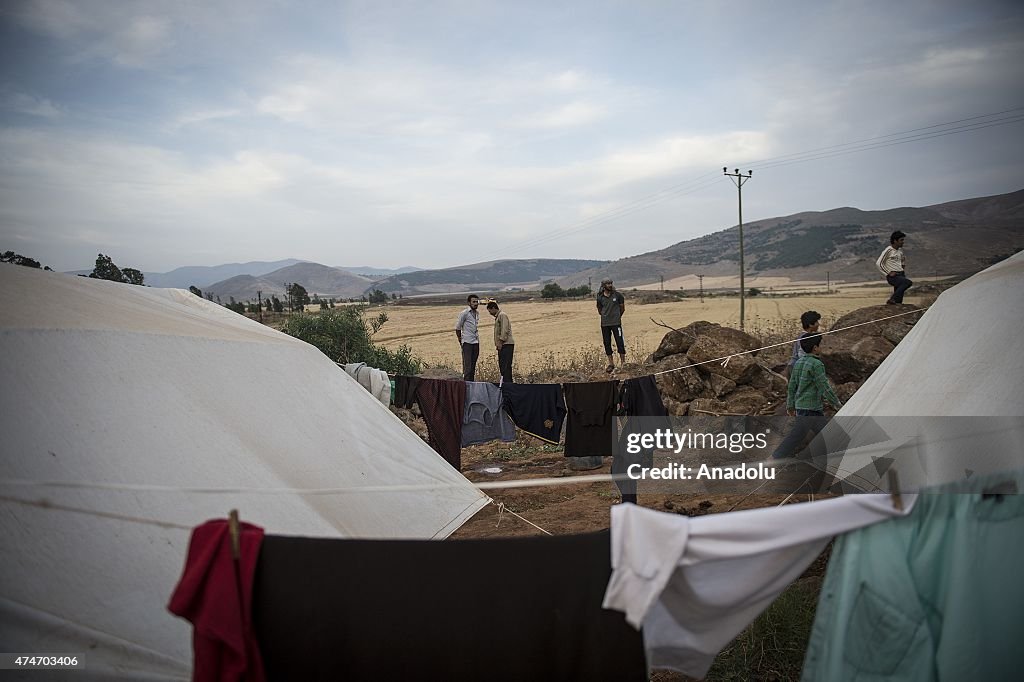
[74,188,1022,301]
[559,189,1024,289]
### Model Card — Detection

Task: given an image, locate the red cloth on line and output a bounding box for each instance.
[416,378,467,470]
[168,519,266,682]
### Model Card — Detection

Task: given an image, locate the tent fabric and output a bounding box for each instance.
[812,251,1024,491]
[0,266,488,679]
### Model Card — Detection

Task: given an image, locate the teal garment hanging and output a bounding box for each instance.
[802,470,1024,681]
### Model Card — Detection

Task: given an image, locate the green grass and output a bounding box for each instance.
[702,576,822,681]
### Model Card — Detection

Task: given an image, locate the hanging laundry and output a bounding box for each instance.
[461,381,516,447]
[343,362,391,406]
[501,383,567,444]
[168,519,267,682]
[416,378,466,470]
[602,496,912,678]
[393,374,422,409]
[252,530,646,681]
[563,381,618,460]
[802,470,1024,681]
[614,375,670,503]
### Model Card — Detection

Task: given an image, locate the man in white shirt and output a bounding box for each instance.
[876,230,912,304]
[454,294,481,381]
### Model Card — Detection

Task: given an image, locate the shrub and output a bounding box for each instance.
[282,307,423,375]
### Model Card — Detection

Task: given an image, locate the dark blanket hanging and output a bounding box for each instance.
[563,381,618,458]
[615,375,671,502]
[415,378,466,469]
[393,374,423,409]
[252,531,647,682]
[501,382,567,444]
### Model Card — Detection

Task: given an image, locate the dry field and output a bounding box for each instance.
[375,283,927,373]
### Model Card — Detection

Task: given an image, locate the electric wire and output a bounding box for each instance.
[489,106,1024,257]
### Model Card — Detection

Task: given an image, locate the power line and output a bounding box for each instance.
[487,106,1024,258]
[750,113,1024,172]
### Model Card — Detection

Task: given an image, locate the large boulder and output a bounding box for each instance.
[828,304,921,345]
[655,365,708,403]
[706,373,737,398]
[662,397,690,416]
[748,363,789,395]
[822,335,896,384]
[724,387,773,415]
[688,398,731,416]
[686,327,761,384]
[820,304,921,383]
[651,320,722,361]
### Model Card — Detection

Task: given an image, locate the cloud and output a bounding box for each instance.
[524,101,607,129]
[166,108,243,131]
[10,0,175,67]
[1,91,62,118]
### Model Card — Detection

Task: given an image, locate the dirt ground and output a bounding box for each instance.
[449,434,822,540]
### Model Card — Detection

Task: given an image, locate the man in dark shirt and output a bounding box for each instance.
[596,278,626,373]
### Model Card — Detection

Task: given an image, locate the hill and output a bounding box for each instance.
[205,262,371,301]
[336,265,423,276]
[560,189,1024,289]
[371,258,609,295]
[143,259,306,289]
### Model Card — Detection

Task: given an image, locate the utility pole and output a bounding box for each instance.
[698,274,705,303]
[257,290,263,323]
[724,168,753,330]
[826,272,830,294]
[660,275,664,291]
[588,276,592,293]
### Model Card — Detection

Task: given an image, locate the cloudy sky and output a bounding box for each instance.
[1,0,1022,273]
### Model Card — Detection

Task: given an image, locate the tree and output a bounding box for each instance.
[225,297,246,314]
[541,282,565,298]
[88,253,145,285]
[368,289,389,304]
[286,283,310,311]
[122,268,145,286]
[189,286,203,298]
[89,254,123,282]
[271,295,284,313]
[565,284,592,297]
[2,251,50,269]
[748,287,762,297]
[281,307,422,374]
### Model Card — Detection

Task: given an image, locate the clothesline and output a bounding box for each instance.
[0,455,824,499]
[650,306,925,377]
[0,473,620,495]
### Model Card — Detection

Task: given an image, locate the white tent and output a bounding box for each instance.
[0,265,488,679]
[813,251,1024,491]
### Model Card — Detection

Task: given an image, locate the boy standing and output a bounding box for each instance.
[876,230,912,304]
[772,333,842,459]
[785,310,821,378]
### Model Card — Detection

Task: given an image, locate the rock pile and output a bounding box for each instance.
[648,305,922,415]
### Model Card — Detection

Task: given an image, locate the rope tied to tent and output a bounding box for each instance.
[494,500,553,536]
